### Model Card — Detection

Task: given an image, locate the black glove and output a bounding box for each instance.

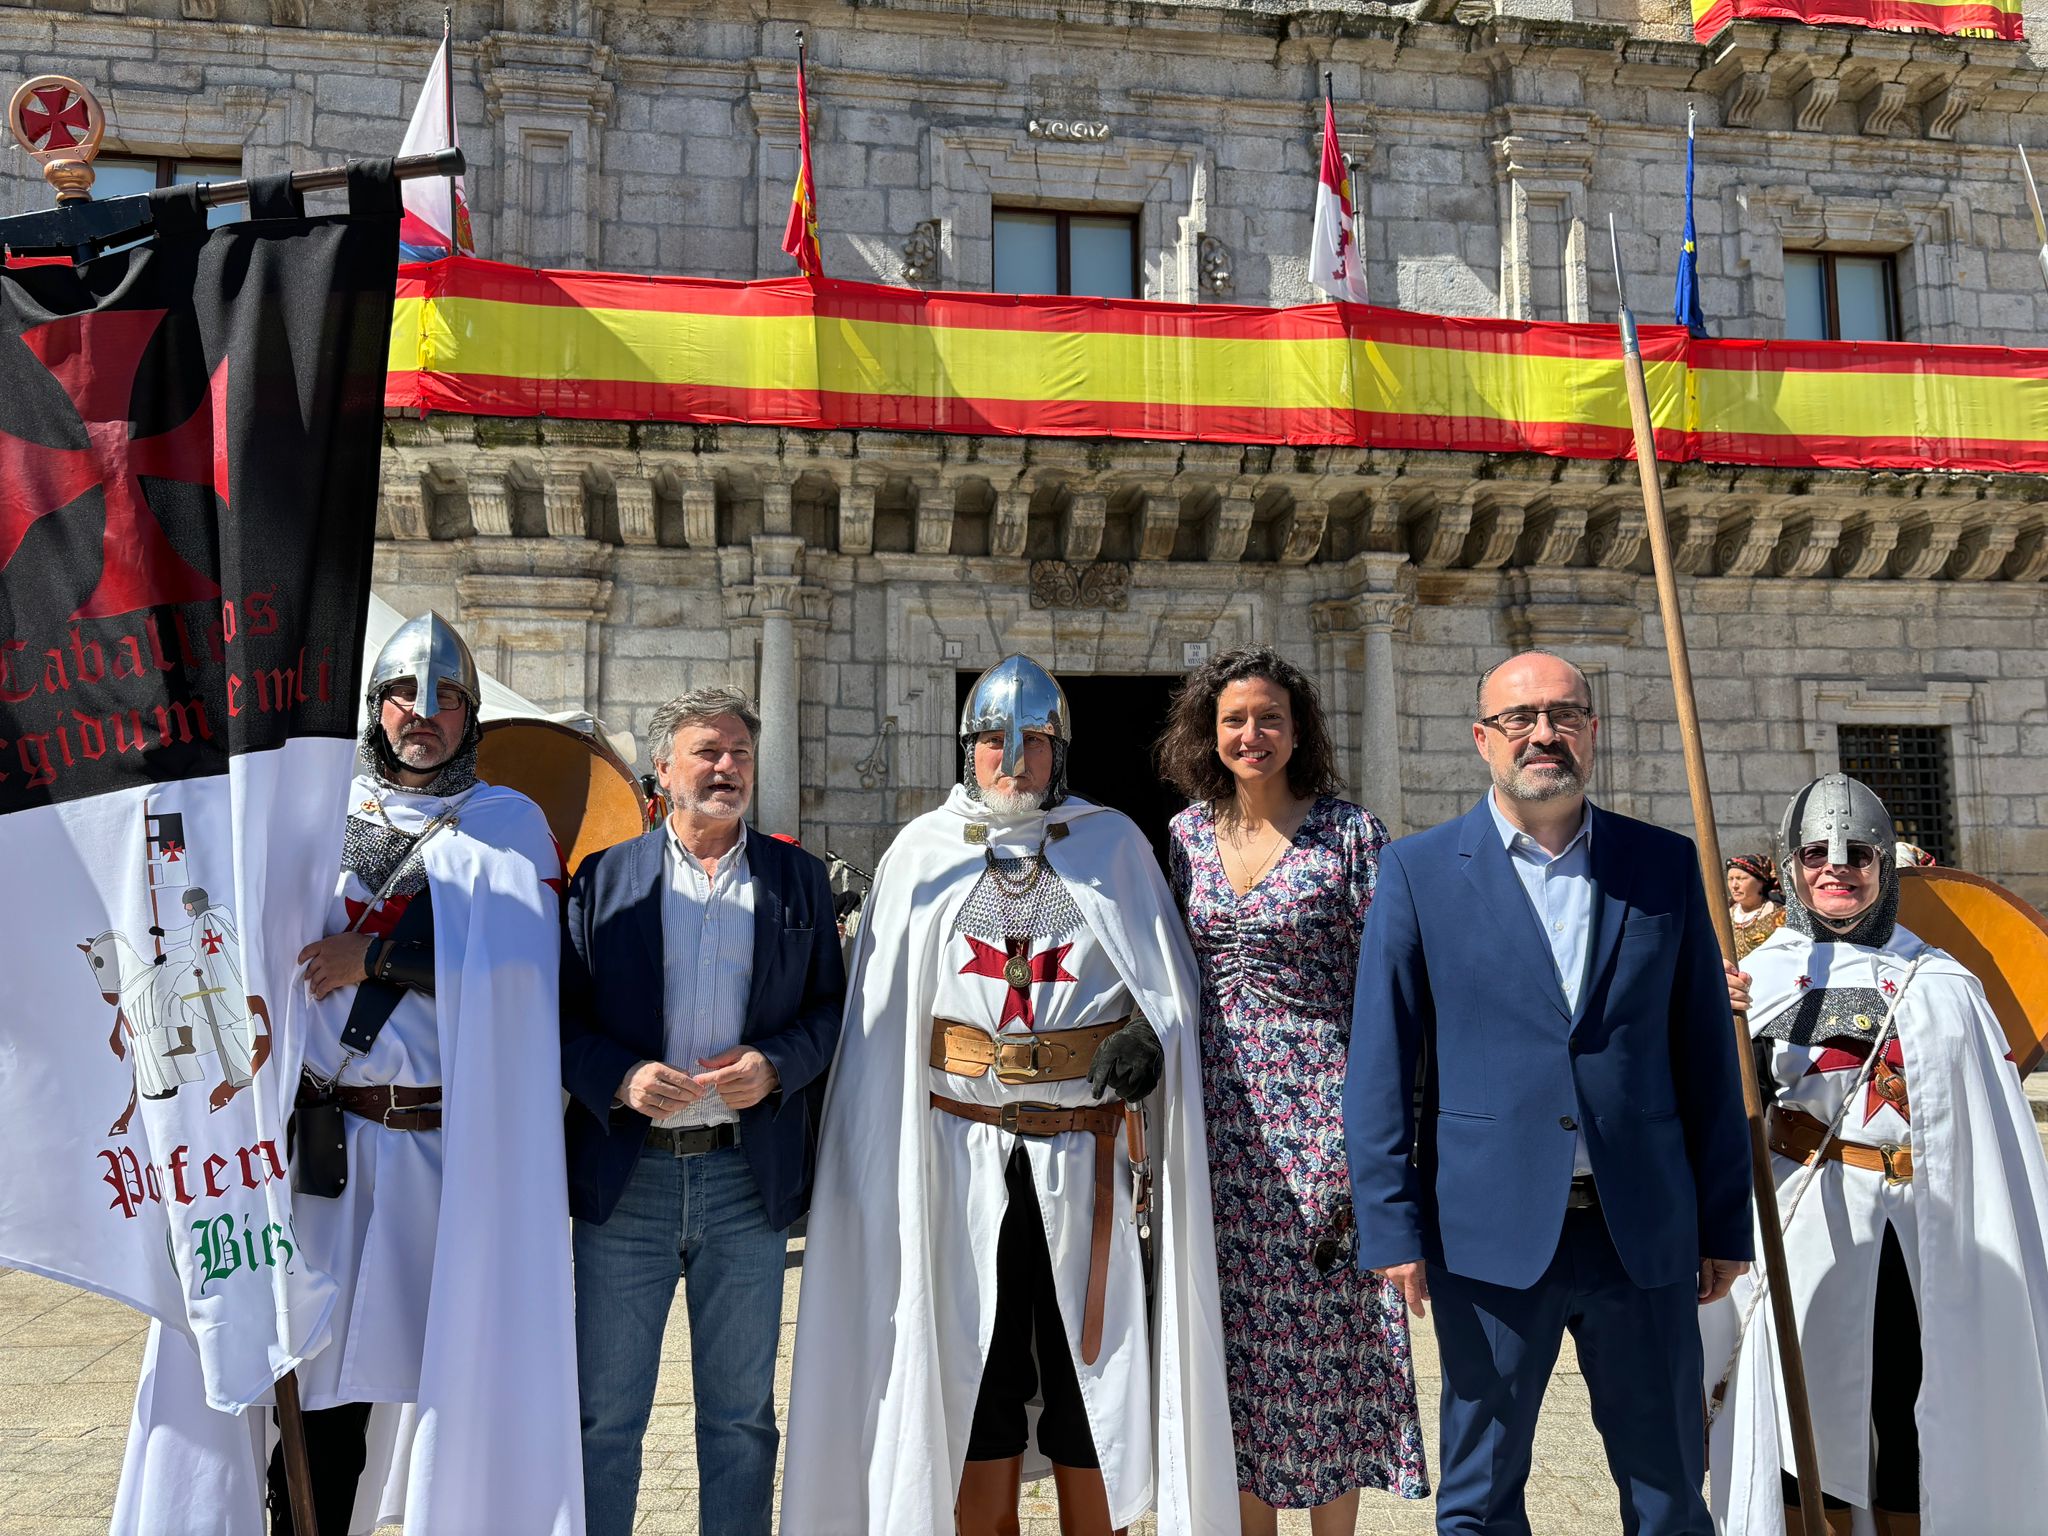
[1088,1017,1163,1103]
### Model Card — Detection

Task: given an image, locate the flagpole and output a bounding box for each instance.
[2019,143,2048,292]
[442,6,463,255]
[1605,213,1829,1536]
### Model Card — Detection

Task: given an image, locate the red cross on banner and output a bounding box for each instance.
[960,934,1074,1031]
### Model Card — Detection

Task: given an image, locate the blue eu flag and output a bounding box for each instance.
[1674,104,1709,338]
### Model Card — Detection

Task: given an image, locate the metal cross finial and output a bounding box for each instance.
[8,75,104,203]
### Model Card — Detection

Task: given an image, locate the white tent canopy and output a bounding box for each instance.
[362,593,638,766]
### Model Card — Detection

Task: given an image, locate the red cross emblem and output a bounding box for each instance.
[159,840,184,862]
[19,85,91,153]
[344,892,412,938]
[1795,975,1811,990]
[0,308,228,620]
[961,934,1075,1032]
[1805,1038,1909,1125]
[199,926,224,956]
[1880,978,1897,996]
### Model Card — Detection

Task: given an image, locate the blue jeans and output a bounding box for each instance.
[573,1142,788,1536]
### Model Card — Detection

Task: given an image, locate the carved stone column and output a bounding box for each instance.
[1311,552,1412,834]
[723,535,829,838]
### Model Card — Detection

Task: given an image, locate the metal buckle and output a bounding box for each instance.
[381,1094,437,1128]
[997,1100,1058,1134]
[995,1038,1064,1083]
[1878,1142,1909,1185]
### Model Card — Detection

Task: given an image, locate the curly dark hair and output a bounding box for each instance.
[1154,647,1344,807]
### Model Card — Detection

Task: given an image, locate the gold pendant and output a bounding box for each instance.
[1004,957,1032,989]
[964,822,988,845]
[1853,1014,1873,1031]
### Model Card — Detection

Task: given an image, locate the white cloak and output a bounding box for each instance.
[114,777,584,1536]
[1706,922,2048,1534]
[782,788,1237,1535]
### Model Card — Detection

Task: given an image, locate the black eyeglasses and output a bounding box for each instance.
[1795,842,1877,871]
[1476,705,1595,738]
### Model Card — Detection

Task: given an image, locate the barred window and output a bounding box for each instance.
[1836,724,1955,865]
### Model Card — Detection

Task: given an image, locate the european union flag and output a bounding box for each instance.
[1674,103,1709,338]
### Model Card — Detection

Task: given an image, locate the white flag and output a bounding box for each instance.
[399,33,473,259]
[1310,95,1369,304]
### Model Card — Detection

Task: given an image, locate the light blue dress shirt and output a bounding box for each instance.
[658,818,754,1128]
[1486,790,1594,1177]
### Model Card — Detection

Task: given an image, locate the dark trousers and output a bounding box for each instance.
[1430,1207,1711,1536]
[964,1146,1100,1469]
[266,1400,372,1536]
[1780,1221,1922,1514]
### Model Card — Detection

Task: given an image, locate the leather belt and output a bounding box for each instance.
[297,1075,442,1132]
[1565,1175,1599,1210]
[931,1017,1124,1084]
[645,1122,740,1158]
[930,1092,1122,1366]
[1769,1104,1913,1184]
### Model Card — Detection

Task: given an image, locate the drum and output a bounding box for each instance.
[1897,866,2048,1074]
[476,717,648,876]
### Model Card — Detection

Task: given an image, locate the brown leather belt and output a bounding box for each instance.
[1768,1104,1912,1184]
[298,1075,443,1132]
[930,1092,1122,1366]
[930,1017,1124,1084]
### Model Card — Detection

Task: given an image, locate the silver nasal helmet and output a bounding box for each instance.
[366,611,481,723]
[1776,772,1900,946]
[960,654,1071,808]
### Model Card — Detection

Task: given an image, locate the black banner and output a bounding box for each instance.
[0,167,398,813]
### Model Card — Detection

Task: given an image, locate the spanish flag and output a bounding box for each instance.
[780,40,823,277]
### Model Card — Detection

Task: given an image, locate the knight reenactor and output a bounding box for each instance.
[782,654,1236,1535]
[1708,774,2048,1536]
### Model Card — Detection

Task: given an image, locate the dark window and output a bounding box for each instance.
[1784,251,1900,342]
[992,209,1137,298]
[95,155,243,229]
[1836,724,1955,865]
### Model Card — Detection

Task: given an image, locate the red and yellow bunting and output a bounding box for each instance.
[1691,0,2021,42]
[388,257,2048,474]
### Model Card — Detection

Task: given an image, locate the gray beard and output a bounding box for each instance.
[1494,759,1584,803]
[979,785,1043,817]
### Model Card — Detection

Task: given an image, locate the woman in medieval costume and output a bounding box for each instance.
[783,654,1237,1536]
[1727,852,1786,962]
[1706,774,2048,1536]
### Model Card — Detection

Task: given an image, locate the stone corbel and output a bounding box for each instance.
[1460,491,1530,572]
[837,483,877,557]
[1584,498,1646,572]
[1794,78,1840,133]
[382,479,433,541]
[1859,82,1910,137]
[913,480,954,556]
[1923,84,1973,142]
[1407,491,1475,570]
[1713,503,1787,578]
[609,472,659,546]
[466,465,516,537]
[1887,514,1966,580]
[1515,497,1588,569]
[1134,492,1178,561]
[1060,491,1107,563]
[182,0,216,17]
[1275,498,1329,566]
[1834,517,1901,579]
[269,0,306,23]
[676,474,718,549]
[1203,492,1255,563]
[991,489,1031,559]
[760,483,794,537]
[1665,507,1722,576]
[1722,71,1769,130]
[541,468,591,540]
[1945,520,2019,581]
[2003,521,2048,582]
[1770,512,1846,579]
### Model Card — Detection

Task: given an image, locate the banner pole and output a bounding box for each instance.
[274,1368,320,1536]
[443,6,462,254]
[1605,214,1830,1536]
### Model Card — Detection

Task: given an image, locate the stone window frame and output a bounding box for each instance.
[926,127,1212,302]
[1737,186,1963,343]
[1797,677,1985,873]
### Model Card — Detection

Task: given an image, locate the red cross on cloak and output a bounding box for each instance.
[960,934,1075,1032]
[20,87,90,152]
[0,308,229,620]
[1804,1037,1908,1125]
[199,926,224,956]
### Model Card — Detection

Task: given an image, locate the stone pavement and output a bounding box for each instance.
[11,1082,2046,1536]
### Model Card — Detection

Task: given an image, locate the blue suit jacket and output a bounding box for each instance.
[559,824,845,1232]
[1345,796,1753,1291]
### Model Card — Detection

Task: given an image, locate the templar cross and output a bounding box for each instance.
[199,926,224,956]
[19,85,90,153]
[961,934,1074,1031]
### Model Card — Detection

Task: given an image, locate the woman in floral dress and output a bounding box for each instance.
[1157,647,1428,1536]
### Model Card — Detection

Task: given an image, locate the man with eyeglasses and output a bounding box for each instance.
[1346,647,1753,1536]
[1706,774,2048,1536]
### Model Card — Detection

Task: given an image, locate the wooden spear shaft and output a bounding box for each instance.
[1606,217,1829,1536]
[274,1368,319,1536]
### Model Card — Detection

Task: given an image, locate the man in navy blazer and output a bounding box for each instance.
[560,686,844,1536]
[1346,650,1752,1536]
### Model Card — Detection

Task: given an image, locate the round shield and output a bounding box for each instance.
[1897,866,2048,1074]
[476,717,648,876]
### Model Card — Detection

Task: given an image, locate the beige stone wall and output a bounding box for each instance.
[12,1,2048,340]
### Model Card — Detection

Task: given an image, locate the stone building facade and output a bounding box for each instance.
[14,0,2048,898]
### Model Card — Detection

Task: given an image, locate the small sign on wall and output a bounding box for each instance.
[1182,642,1210,668]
